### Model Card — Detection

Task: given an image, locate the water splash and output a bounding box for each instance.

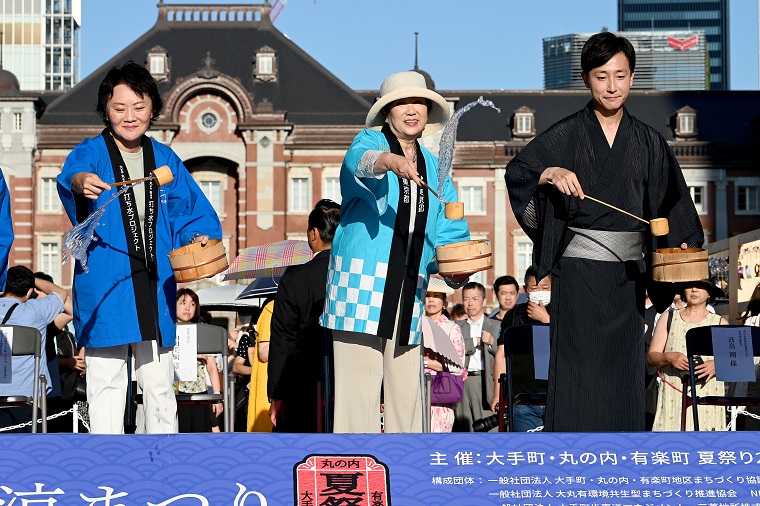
[61,184,135,273]
[437,96,501,196]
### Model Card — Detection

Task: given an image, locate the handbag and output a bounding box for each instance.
[430,371,464,404]
[56,329,87,402]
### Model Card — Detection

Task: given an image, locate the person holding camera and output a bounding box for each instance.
[648,279,727,431]
[0,266,70,432]
[490,266,550,432]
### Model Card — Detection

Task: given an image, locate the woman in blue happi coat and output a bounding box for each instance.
[57,61,222,434]
[0,169,12,291]
[320,71,470,433]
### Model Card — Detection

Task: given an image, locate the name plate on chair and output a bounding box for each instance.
[533,325,550,380]
[173,324,197,382]
[0,327,12,383]
[711,327,755,382]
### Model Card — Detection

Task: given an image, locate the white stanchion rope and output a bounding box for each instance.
[0,404,90,433]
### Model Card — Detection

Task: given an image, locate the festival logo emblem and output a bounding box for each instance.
[294,454,391,505]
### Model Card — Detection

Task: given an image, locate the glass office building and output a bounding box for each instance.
[0,0,81,90]
[618,0,728,90]
[544,31,708,91]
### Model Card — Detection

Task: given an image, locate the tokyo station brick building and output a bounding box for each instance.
[2,2,759,302]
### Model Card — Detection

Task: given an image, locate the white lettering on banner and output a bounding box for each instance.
[0,483,269,505]
[1,483,65,504]
[0,326,13,383]
[173,324,197,382]
[80,485,128,505]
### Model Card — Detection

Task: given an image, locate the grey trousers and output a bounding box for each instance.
[332,329,422,433]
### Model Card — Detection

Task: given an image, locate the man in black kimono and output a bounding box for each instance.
[505,32,703,432]
[267,199,340,432]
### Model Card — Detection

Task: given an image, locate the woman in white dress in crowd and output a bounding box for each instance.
[648,279,727,431]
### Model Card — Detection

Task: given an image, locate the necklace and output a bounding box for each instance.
[405,149,417,164]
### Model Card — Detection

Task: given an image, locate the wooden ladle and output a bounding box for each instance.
[549,182,669,236]
[380,145,464,220]
[110,165,174,188]
[416,179,465,220]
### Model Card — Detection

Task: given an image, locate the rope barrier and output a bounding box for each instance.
[0,405,90,433]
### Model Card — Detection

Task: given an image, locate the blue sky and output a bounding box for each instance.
[82,0,759,91]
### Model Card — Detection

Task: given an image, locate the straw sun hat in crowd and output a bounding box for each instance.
[365,71,451,137]
[426,276,456,296]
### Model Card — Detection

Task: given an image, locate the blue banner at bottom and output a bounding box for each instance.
[0,432,759,505]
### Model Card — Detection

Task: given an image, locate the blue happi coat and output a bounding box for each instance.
[0,169,13,291]
[320,129,469,345]
[57,135,222,348]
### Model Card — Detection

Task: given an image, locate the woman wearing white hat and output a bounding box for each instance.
[320,71,470,433]
[424,276,465,432]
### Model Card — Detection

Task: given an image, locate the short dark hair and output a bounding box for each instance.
[176,288,201,323]
[5,266,36,297]
[524,265,540,286]
[581,32,636,74]
[96,60,163,126]
[450,303,466,319]
[308,199,341,245]
[462,282,486,298]
[34,271,54,283]
[493,275,518,294]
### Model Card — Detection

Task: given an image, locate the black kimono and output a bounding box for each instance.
[505,102,703,432]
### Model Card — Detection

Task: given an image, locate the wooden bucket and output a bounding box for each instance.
[651,248,708,282]
[436,239,493,277]
[168,239,228,283]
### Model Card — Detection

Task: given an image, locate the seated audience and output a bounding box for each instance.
[0,266,68,432]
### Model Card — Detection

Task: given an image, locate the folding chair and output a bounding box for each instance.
[684,324,760,431]
[134,323,230,431]
[500,323,549,432]
[0,325,47,433]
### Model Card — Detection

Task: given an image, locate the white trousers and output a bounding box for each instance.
[86,341,177,434]
[332,330,422,433]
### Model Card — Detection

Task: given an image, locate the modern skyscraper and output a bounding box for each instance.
[544,31,708,90]
[618,0,729,90]
[0,0,81,91]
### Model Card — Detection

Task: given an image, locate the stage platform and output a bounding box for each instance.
[1,432,758,505]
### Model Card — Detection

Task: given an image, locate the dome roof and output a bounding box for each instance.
[0,68,21,96]
[412,68,436,90]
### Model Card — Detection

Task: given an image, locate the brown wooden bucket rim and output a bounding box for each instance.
[437,239,490,248]
[651,257,708,269]
[653,247,706,255]
[439,265,494,276]
[168,238,224,258]
[171,254,228,271]
[437,253,492,264]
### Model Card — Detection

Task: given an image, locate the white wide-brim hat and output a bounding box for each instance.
[426,275,455,296]
[365,71,450,137]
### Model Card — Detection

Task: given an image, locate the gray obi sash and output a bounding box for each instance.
[563,227,644,262]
